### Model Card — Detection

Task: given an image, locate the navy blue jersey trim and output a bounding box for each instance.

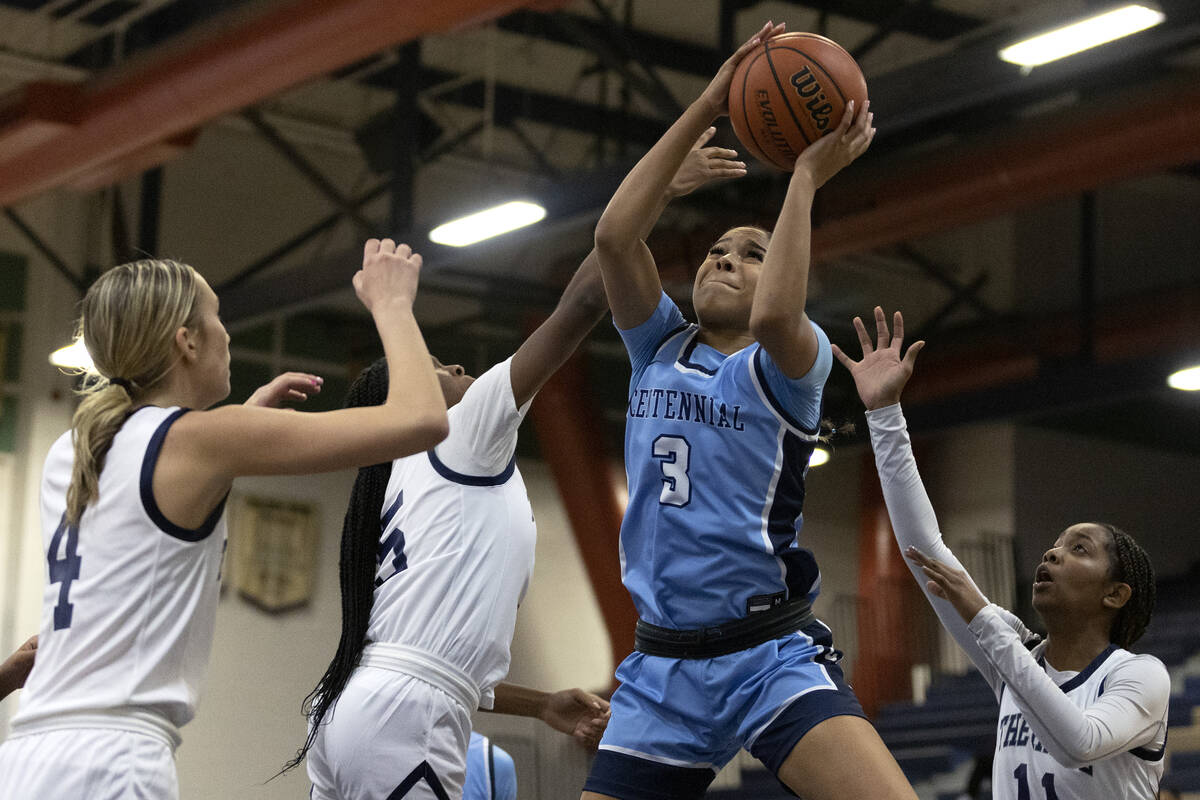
[753,348,820,434]
[1130,742,1166,762]
[140,408,227,542]
[387,761,451,800]
[654,322,692,356]
[677,333,718,376]
[427,449,515,486]
[1040,644,1119,693]
[487,738,497,800]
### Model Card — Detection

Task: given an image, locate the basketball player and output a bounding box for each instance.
[464,731,517,800]
[0,636,36,702]
[289,132,743,800]
[837,306,1168,800]
[0,239,450,799]
[581,20,916,800]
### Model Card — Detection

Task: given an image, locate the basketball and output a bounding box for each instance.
[728,32,868,171]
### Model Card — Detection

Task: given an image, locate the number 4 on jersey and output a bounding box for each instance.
[48,514,82,630]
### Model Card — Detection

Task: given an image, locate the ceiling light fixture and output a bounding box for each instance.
[808,447,830,468]
[1167,364,1200,391]
[998,4,1165,68]
[49,339,93,370]
[429,200,547,247]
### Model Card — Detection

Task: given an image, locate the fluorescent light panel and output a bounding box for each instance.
[49,338,94,370]
[1168,365,1200,391]
[429,201,546,247]
[999,4,1165,67]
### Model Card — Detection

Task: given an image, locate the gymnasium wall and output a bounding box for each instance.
[1013,426,1200,586]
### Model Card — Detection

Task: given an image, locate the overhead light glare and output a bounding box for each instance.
[1168,364,1200,391]
[808,447,830,468]
[998,5,1165,67]
[429,200,546,247]
[49,338,94,370]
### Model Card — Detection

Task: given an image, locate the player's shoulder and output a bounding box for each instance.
[1109,649,1170,685]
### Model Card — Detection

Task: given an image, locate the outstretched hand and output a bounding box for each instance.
[354,239,423,314]
[832,306,924,411]
[668,127,747,198]
[540,688,611,750]
[245,372,323,408]
[699,20,786,117]
[793,99,875,189]
[906,547,988,624]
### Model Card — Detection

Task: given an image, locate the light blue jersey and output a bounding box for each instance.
[464,732,516,800]
[617,292,831,629]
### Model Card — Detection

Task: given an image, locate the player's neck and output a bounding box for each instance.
[1041,620,1115,672]
[696,326,755,355]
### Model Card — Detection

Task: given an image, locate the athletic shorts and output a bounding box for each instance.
[307,665,471,800]
[0,728,177,800]
[583,619,866,800]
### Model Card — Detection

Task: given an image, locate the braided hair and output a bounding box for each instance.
[1097,523,1156,650]
[283,358,392,773]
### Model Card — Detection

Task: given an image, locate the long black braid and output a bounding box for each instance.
[1098,522,1156,650]
[282,358,392,774]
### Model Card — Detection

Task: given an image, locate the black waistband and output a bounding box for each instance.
[634,598,816,659]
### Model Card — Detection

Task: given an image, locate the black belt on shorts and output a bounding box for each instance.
[634,598,816,659]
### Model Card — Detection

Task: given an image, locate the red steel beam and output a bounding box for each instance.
[0,0,543,206]
[813,77,1200,262]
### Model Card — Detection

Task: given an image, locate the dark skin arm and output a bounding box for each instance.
[509,128,749,407]
[487,682,611,750]
[0,635,37,700]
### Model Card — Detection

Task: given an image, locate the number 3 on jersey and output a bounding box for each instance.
[652,435,691,507]
[48,514,82,630]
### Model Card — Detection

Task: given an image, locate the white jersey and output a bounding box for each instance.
[866,404,1168,800]
[988,630,1166,800]
[367,358,535,709]
[9,406,227,749]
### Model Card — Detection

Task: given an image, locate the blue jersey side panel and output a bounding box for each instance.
[615,293,830,628]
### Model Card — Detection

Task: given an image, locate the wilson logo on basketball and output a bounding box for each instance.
[789,66,835,131]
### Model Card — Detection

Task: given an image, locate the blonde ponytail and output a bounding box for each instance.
[66,260,199,524]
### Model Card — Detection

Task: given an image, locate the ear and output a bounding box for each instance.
[1102,581,1132,611]
[174,325,199,363]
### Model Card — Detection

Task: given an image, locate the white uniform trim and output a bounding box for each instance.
[597,744,717,772]
[360,642,482,713]
[6,708,181,753]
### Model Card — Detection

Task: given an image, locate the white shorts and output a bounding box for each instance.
[307,665,472,800]
[0,728,177,800]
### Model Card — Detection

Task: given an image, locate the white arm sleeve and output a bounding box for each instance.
[969,608,1170,767]
[866,403,1034,696]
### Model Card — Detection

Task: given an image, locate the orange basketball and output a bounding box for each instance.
[728,32,868,171]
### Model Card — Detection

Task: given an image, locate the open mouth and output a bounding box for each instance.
[1034,565,1053,588]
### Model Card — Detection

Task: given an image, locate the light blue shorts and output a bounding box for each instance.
[585,619,865,800]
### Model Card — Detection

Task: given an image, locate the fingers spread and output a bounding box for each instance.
[874,306,889,350]
[852,315,872,355]
[831,343,855,370]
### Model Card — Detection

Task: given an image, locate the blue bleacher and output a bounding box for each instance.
[874,670,999,756]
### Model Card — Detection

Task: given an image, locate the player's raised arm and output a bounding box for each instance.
[176,240,448,482]
[751,101,874,378]
[510,134,748,406]
[594,21,781,330]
